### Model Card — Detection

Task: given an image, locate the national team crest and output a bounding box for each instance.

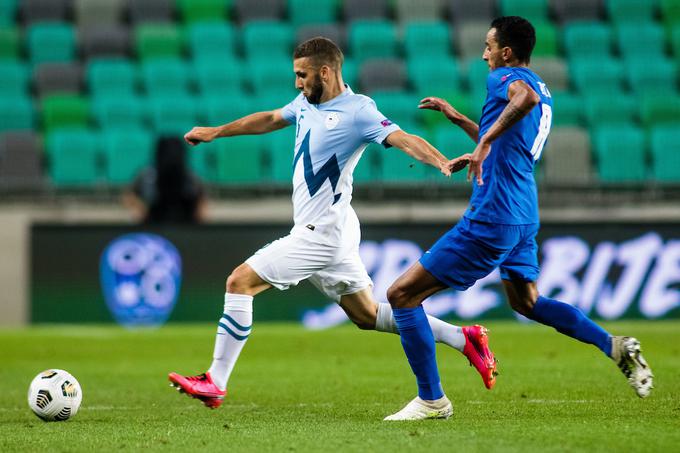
[325,112,340,130]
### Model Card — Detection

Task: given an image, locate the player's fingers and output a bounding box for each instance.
[466,163,473,182]
[477,167,484,185]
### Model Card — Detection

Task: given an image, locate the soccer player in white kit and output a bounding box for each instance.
[169,37,498,409]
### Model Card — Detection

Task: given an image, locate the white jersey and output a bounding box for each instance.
[280,86,400,245]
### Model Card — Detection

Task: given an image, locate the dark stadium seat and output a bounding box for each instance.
[343,0,389,22]
[0,96,34,132]
[542,127,594,185]
[0,131,44,190]
[73,0,126,27]
[177,0,230,23]
[446,0,496,24]
[296,23,345,48]
[186,22,236,61]
[606,0,658,25]
[348,20,398,62]
[141,59,191,98]
[0,61,29,96]
[20,0,68,24]
[102,128,154,184]
[0,26,18,59]
[551,0,604,23]
[215,135,264,184]
[394,0,443,24]
[650,126,680,181]
[550,91,583,126]
[499,0,550,24]
[289,0,337,27]
[33,62,83,98]
[0,0,17,26]
[563,22,613,59]
[242,21,294,60]
[234,0,285,23]
[93,96,146,129]
[403,21,452,60]
[593,126,647,182]
[584,91,637,129]
[135,24,183,61]
[457,21,491,59]
[530,57,569,91]
[128,0,175,24]
[359,58,407,93]
[27,22,76,64]
[79,25,131,60]
[87,59,137,99]
[41,94,90,132]
[46,128,101,186]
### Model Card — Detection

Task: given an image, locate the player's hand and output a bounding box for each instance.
[184,127,219,146]
[467,140,492,185]
[447,155,471,174]
[418,97,465,124]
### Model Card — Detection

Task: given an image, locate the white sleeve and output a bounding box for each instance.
[354,100,401,145]
[280,95,303,124]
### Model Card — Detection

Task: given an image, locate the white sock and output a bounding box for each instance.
[375,302,465,352]
[207,293,253,391]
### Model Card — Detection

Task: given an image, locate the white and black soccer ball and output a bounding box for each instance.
[27,369,82,421]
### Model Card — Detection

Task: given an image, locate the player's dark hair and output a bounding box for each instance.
[293,37,344,70]
[490,16,536,64]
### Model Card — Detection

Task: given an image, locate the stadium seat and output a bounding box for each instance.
[0,26,18,59]
[33,63,83,98]
[499,0,550,24]
[296,23,345,48]
[199,92,254,127]
[433,124,475,183]
[186,22,236,62]
[0,131,44,190]
[289,0,337,26]
[626,59,677,97]
[20,0,68,24]
[343,0,389,21]
[446,0,496,24]
[242,21,294,60]
[672,27,680,65]
[27,22,76,64]
[253,90,299,113]
[532,22,558,57]
[73,0,125,27]
[584,91,637,129]
[234,0,285,22]
[0,96,34,132]
[0,0,17,26]
[371,91,421,126]
[403,21,452,60]
[570,58,624,96]
[530,57,569,91]
[342,57,358,88]
[394,0,443,23]
[149,96,198,135]
[0,61,28,97]
[457,21,491,59]
[408,56,462,95]
[650,126,680,181]
[102,129,154,184]
[563,22,613,59]
[466,58,490,94]
[640,94,680,128]
[46,128,100,186]
[380,145,427,182]
[141,59,191,97]
[606,0,658,24]
[661,0,680,31]
[188,139,219,181]
[592,126,647,182]
[135,24,183,61]
[551,0,604,23]
[262,128,296,182]
[250,57,296,95]
[359,58,407,93]
[87,59,137,99]
[214,135,264,184]
[93,96,146,129]
[348,20,398,62]
[616,23,666,61]
[128,0,175,24]
[79,25,131,60]
[542,127,594,185]
[177,0,230,23]
[194,58,244,97]
[551,91,583,126]
[41,95,90,132]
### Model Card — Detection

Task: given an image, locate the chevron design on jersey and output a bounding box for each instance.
[293,130,342,201]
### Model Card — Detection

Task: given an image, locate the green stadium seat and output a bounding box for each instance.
[186,22,236,62]
[408,56,462,94]
[433,124,474,183]
[626,59,677,97]
[214,135,264,184]
[46,128,100,186]
[403,21,452,60]
[253,90,299,113]
[86,59,137,99]
[532,22,558,57]
[563,22,613,59]
[499,0,550,23]
[141,59,191,97]
[288,0,337,27]
[0,61,28,96]
[371,91,422,126]
[342,58,358,88]
[188,139,219,182]
[242,21,294,60]
[466,58,490,94]
[92,96,146,129]
[661,0,680,31]
[177,0,230,23]
[149,96,198,135]
[0,96,34,132]
[102,128,154,184]
[27,22,76,64]
[551,91,583,126]
[348,20,398,62]
[0,0,17,26]
[352,145,377,183]
[593,125,647,182]
[262,127,296,182]
[380,144,427,182]
[0,27,18,59]
[640,94,680,128]
[650,125,680,181]
[584,91,637,129]
[570,58,625,96]
[135,24,183,61]
[672,27,680,64]
[194,58,243,97]
[41,95,89,131]
[199,93,252,125]
[616,23,666,61]
[607,0,658,24]
[250,57,295,95]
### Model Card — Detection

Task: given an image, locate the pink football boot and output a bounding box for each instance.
[462,325,499,390]
[168,372,225,409]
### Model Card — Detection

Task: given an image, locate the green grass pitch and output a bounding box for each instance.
[1,321,679,452]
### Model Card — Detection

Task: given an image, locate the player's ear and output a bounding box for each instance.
[502,46,513,63]
[320,65,331,82]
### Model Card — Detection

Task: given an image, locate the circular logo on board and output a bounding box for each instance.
[325,112,340,130]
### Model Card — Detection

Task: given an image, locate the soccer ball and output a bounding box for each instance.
[27,369,82,421]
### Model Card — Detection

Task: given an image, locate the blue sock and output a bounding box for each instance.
[392,306,444,400]
[527,296,612,356]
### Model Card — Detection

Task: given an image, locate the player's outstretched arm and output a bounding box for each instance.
[385,130,459,177]
[419,96,479,143]
[184,109,291,146]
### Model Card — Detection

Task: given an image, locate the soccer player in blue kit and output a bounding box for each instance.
[384,16,654,421]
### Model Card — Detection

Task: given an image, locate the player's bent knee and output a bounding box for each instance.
[386,284,411,309]
[226,264,253,294]
[509,297,536,317]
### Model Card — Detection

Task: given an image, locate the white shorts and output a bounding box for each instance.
[245,233,372,302]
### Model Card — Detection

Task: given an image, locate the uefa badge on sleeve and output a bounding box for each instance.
[99,233,182,328]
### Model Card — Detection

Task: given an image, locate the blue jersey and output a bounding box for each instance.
[464,66,553,225]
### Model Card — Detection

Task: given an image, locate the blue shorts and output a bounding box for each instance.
[420,217,540,291]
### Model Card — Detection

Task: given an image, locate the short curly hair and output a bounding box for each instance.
[293,37,344,70]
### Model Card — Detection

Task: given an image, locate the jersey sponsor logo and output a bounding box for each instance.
[324,112,340,130]
[293,130,342,202]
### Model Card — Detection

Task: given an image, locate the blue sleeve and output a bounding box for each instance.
[487,69,521,101]
[354,99,401,145]
[280,94,303,124]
